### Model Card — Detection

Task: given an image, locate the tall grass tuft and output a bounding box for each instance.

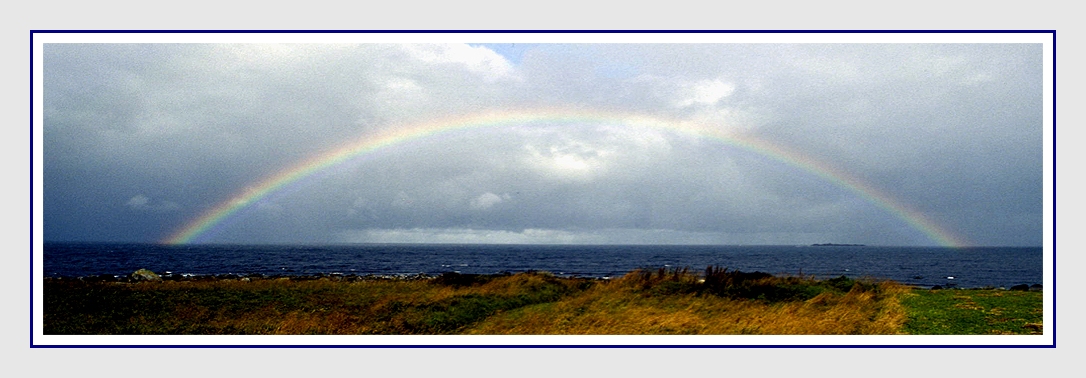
[618,266,865,302]
[468,267,909,335]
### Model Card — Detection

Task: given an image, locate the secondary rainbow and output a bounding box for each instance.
[163,108,968,247]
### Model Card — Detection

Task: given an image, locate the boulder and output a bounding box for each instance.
[131,269,162,282]
[1010,284,1030,291]
[1030,284,1043,291]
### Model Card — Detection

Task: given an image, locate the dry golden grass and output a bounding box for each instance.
[465,274,910,335]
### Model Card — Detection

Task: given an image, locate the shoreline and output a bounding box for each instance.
[44,243,1042,290]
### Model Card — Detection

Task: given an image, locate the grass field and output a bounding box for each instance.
[42,269,1043,335]
[901,288,1044,335]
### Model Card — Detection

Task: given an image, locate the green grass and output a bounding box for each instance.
[900,288,1043,335]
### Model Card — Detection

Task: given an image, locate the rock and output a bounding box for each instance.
[1010,284,1030,291]
[81,274,119,282]
[1030,284,1043,291]
[131,269,162,282]
[931,285,942,290]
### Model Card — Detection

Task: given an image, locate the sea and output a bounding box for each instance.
[42,243,1044,289]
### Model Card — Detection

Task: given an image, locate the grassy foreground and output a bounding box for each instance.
[43,268,1042,335]
[901,288,1044,335]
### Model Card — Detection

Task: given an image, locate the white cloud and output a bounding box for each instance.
[470,192,509,210]
[336,228,596,244]
[373,76,428,110]
[125,194,179,211]
[334,227,835,245]
[400,44,518,81]
[126,195,150,208]
[521,138,615,181]
[675,78,736,107]
[382,76,425,94]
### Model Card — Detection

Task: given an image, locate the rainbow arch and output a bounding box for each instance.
[163,108,967,247]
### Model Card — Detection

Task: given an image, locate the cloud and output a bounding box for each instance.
[470,192,510,210]
[335,228,587,244]
[399,44,519,82]
[125,194,180,212]
[335,227,836,246]
[126,195,150,208]
[43,42,1044,246]
[675,78,736,107]
[521,141,612,181]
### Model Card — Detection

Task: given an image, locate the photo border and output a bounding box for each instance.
[30,29,1056,348]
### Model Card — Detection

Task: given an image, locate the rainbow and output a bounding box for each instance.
[163,108,967,247]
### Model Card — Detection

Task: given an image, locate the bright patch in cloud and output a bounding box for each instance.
[125,194,179,211]
[126,195,150,208]
[334,227,835,245]
[470,192,510,210]
[676,78,736,107]
[401,44,518,81]
[522,141,613,180]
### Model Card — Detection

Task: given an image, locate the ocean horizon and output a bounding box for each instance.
[43,242,1043,289]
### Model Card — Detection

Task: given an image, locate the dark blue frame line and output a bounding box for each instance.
[29,31,34,348]
[29,29,1057,348]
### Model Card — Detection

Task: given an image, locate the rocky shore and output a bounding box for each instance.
[46,268,1042,292]
[45,268,438,283]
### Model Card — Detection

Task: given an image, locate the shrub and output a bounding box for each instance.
[431,272,497,287]
[617,266,882,303]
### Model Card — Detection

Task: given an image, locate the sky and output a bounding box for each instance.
[41,40,1045,247]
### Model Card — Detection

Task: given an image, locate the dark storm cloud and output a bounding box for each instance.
[42,41,1044,246]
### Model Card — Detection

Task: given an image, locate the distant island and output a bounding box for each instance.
[810,243,866,247]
